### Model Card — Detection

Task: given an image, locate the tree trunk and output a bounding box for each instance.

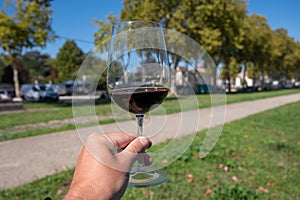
[226,64,231,93]
[252,64,257,91]
[261,64,265,90]
[242,63,248,89]
[169,53,180,95]
[12,57,20,98]
[213,55,222,87]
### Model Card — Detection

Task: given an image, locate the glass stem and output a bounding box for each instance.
[136,114,144,136]
[136,114,145,169]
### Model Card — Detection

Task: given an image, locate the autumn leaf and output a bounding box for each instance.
[224,166,230,172]
[267,181,276,187]
[256,186,269,193]
[232,176,238,182]
[204,188,213,196]
[187,173,194,183]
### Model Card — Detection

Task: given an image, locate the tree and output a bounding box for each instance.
[121,0,180,26]
[269,28,296,81]
[22,50,53,83]
[240,14,272,89]
[220,57,241,84]
[121,0,181,70]
[0,58,5,79]
[1,61,30,85]
[92,14,118,46]
[91,14,120,90]
[54,40,85,82]
[287,41,300,81]
[121,0,247,92]
[0,0,54,97]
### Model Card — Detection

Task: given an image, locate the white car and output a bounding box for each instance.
[20,84,59,102]
[0,89,13,102]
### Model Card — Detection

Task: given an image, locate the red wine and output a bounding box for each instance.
[110,86,169,114]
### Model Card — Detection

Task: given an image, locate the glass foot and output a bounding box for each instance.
[128,167,169,188]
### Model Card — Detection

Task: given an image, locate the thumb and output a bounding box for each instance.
[124,136,151,154]
[117,137,152,170]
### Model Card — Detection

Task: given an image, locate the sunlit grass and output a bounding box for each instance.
[1,100,299,199]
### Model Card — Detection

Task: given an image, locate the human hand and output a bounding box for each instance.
[64,132,152,200]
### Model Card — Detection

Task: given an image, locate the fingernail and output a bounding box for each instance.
[148,157,153,164]
[138,136,149,147]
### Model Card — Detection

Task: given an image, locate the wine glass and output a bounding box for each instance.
[107,21,170,187]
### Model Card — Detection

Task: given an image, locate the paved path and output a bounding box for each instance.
[0,93,300,189]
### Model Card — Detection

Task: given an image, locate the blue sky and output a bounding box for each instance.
[1,0,299,57]
[247,0,300,41]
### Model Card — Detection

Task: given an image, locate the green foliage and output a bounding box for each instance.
[22,50,53,83]
[121,0,179,24]
[92,14,118,45]
[117,0,300,86]
[0,59,30,84]
[121,0,246,63]
[241,14,272,85]
[269,28,298,80]
[221,57,242,80]
[54,40,85,82]
[0,0,54,55]
[0,0,54,96]
[119,0,247,92]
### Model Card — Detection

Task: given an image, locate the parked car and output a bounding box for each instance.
[0,84,15,98]
[20,84,59,102]
[48,84,67,96]
[39,84,60,101]
[271,80,283,90]
[0,88,13,102]
[64,80,91,95]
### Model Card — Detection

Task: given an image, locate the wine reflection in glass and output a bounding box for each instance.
[107,21,170,187]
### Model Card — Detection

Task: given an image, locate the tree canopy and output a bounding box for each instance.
[54,40,85,83]
[0,0,54,96]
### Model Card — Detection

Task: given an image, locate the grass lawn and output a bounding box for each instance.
[1,100,299,199]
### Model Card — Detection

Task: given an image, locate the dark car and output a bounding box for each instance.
[0,84,15,100]
[0,88,13,102]
[48,84,67,96]
[39,84,60,101]
[20,84,59,102]
[64,80,91,95]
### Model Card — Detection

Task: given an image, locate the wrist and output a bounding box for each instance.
[64,181,114,200]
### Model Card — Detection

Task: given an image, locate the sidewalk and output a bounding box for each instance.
[0,93,300,189]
